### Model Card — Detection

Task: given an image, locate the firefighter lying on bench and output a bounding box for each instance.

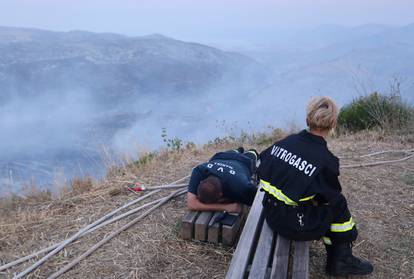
[187,148,258,213]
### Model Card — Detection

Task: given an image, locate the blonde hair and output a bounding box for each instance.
[306,96,338,131]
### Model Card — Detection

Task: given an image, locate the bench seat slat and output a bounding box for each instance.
[225,190,265,279]
[292,241,310,279]
[225,189,310,279]
[270,235,291,279]
[248,220,275,279]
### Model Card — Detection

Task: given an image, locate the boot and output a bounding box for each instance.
[325,244,334,271]
[325,242,373,276]
[246,148,259,158]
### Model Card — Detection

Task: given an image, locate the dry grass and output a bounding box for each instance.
[0,131,413,279]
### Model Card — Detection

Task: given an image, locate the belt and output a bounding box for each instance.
[265,195,318,207]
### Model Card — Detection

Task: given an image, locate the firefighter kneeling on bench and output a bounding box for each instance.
[258,96,373,276]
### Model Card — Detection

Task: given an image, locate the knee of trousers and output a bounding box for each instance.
[330,195,352,221]
[325,226,358,244]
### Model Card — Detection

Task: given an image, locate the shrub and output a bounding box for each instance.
[337,92,413,132]
[253,128,286,146]
[161,128,183,151]
[71,176,93,194]
[133,152,157,168]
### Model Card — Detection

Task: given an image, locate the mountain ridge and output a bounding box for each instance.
[0,26,263,102]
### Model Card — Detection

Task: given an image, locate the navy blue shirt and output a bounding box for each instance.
[188,151,257,205]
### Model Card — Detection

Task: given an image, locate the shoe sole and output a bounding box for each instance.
[327,269,373,276]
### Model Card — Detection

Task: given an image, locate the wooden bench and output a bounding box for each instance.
[226,190,310,279]
[181,210,244,246]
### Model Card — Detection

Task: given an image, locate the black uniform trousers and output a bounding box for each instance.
[324,194,358,245]
[229,149,258,174]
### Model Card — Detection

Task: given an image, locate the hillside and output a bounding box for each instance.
[0,26,265,190]
[1,130,413,278]
[0,26,262,103]
[247,23,414,106]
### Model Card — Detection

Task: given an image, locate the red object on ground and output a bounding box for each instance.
[128,184,146,192]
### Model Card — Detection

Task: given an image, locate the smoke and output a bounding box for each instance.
[1,91,93,155]
[1,24,414,194]
[0,90,106,192]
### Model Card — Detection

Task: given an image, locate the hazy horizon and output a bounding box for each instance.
[1,0,413,47]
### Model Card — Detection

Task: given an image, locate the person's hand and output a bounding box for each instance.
[225,203,242,213]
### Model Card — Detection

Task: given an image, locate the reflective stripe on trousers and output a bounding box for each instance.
[331,217,355,232]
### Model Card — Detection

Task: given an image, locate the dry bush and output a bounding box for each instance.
[70,176,94,194]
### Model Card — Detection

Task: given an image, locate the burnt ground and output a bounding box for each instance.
[0,131,413,279]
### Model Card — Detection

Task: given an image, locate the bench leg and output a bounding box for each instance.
[194,211,214,241]
[208,212,222,243]
[181,211,199,240]
[222,214,242,246]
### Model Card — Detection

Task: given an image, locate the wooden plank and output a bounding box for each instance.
[222,213,242,246]
[207,212,222,243]
[181,211,198,240]
[248,220,275,279]
[194,211,214,241]
[292,241,309,279]
[225,190,265,279]
[270,234,291,279]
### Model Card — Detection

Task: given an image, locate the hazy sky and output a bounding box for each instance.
[1,0,413,42]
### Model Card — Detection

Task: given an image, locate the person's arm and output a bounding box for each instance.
[245,182,258,206]
[316,167,343,204]
[326,156,342,192]
[186,192,242,213]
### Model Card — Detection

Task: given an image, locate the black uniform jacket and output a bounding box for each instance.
[258,130,342,204]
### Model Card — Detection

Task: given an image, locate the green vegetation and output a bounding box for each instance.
[133,152,157,168]
[205,128,286,149]
[161,128,196,152]
[337,92,413,132]
[250,128,286,146]
[161,127,184,151]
